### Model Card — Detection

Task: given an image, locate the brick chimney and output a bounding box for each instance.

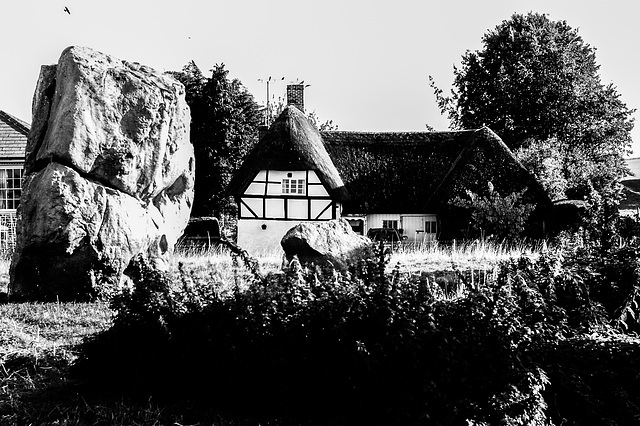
[286,84,304,113]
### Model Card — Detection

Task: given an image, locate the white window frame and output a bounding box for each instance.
[282,178,306,195]
[382,220,399,229]
[0,166,23,212]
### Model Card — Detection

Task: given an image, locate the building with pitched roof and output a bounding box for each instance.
[0,110,28,249]
[228,105,551,254]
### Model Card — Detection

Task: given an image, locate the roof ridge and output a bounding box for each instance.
[321,129,481,147]
[0,110,30,135]
[321,129,479,135]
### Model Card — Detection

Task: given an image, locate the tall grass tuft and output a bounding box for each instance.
[389,238,546,273]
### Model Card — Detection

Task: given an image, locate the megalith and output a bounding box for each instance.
[9,46,195,300]
[281,219,375,272]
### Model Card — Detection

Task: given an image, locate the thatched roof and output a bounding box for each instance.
[227,105,349,201]
[228,107,549,215]
[322,127,550,214]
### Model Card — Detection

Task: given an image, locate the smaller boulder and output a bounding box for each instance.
[281,219,375,271]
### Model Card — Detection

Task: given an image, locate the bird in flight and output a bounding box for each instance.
[64,6,71,14]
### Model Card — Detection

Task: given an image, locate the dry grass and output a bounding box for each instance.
[389,239,545,273]
[0,257,9,295]
[173,238,544,278]
[0,301,114,425]
[0,302,113,359]
[174,244,283,273]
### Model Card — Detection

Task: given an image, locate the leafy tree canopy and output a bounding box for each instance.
[452,183,536,240]
[168,62,263,217]
[431,12,635,199]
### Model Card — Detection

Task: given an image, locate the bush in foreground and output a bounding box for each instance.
[74,242,640,425]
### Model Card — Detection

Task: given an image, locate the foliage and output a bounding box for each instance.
[308,110,338,131]
[516,138,568,201]
[168,62,263,217]
[72,247,594,425]
[7,240,640,424]
[581,181,625,251]
[431,12,634,199]
[617,213,640,241]
[452,182,536,240]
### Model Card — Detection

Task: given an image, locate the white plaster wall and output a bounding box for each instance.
[269,170,306,181]
[288,198,308,219]
[308,170,321,183]
[237,219,302,256]
[366,213,438,242]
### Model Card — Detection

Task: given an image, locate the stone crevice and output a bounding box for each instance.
[32,155,142,201]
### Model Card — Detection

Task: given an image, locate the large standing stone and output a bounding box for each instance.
[9,46,195,300]
[281,219,375,271]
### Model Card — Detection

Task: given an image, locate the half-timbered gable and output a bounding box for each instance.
[227,106,349,254]
[238,169,337,221]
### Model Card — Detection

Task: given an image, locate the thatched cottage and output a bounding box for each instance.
[228,106,550,254]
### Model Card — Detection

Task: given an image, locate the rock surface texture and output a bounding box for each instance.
[280,219,374,271]
[10,46,194,300]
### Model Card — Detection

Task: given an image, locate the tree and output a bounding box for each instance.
[452,183,536,240]
[431,12,634,200]
[515,138,567,201]
[308,111,338,131]
[168,62,263,217]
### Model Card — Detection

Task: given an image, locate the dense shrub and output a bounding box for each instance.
[451,183,536,240]
[75,240,640,425]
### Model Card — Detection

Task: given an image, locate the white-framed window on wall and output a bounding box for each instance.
[382,220,399,229]
[282,178,306,195]
[0,166,23,211]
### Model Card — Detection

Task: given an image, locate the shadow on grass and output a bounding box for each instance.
[1,349,331,426]
[0,353,173,425]
[71,323,368,426]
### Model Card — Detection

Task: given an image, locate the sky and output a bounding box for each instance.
[2,0,639,154]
